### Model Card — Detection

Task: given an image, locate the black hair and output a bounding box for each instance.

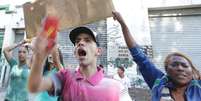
[118,66,125,72]
[43,58,49,75]
[42,48,64,75]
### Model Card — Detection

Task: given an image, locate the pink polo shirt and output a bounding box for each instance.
[51,68,122,101]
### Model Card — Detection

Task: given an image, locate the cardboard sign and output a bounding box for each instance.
[23,0,114,38]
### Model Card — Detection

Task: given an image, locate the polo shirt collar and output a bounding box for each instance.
[75,68,104,86]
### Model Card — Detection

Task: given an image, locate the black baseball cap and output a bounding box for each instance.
[69,26,98,46]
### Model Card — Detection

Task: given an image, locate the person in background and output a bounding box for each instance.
[99,64,104,73]
[113,11,201,101]
[3,39,30,101]
[113,66,132,101]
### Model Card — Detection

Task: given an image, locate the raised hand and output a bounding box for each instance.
[33,16,59,56]
[28,16,59,93]
[112,11,136,48]
[112,11,125,24]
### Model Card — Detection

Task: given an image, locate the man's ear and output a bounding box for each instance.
[96,47,102,56]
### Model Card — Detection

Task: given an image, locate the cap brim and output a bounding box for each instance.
[69,27,96,45]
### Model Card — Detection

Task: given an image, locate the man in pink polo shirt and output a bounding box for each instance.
[28,12,130,101]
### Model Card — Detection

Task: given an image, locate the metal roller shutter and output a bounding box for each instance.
[149,6,201,72]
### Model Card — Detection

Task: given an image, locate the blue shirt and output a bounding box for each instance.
[5,58,30,101]
[129,46,201,101]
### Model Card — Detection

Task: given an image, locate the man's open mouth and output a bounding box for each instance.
[78,48,86,56]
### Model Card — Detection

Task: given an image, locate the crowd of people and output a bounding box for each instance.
[1,11,201,101]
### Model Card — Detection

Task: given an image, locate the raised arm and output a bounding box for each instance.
[28,32,54,93]
[3,39,28,61]
[112,11,137,48]
[28,16,59,93]
[112,11,164,88]
[3,40,26,61]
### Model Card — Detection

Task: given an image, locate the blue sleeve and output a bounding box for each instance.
[129,46,164,88]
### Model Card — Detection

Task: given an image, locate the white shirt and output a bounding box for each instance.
[113,74,133,101]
